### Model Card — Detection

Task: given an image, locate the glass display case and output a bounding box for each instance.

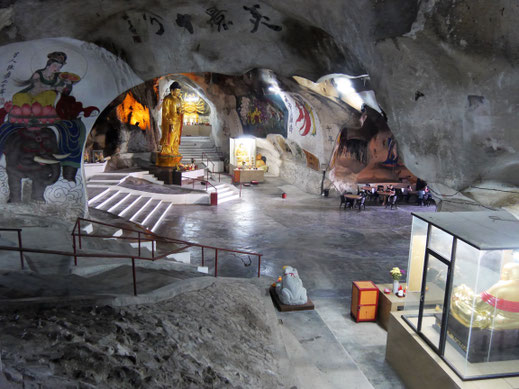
[402,211,519,380]
[230,137,256,168]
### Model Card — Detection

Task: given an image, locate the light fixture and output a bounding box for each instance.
[334,77,364,111]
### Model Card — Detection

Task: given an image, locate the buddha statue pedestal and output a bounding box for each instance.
[150,165,182,185]
[435,311,519,363]
[156,154,183,168]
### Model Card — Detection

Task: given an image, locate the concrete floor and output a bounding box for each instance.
[0,175,436,388]
[151,176,436,388]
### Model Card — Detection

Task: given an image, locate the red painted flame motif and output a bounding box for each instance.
[295,99,312,136]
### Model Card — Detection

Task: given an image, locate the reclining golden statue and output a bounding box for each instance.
[450,263,519,330]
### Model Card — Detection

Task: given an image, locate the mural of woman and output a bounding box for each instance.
[0,49,98,186]
[12,51,77,108]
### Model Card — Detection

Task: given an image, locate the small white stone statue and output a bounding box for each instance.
[275,266,308,305]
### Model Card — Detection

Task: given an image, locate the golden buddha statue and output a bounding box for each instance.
[450,263,519,330]
[157,82,184,167]
[235,142,250,167]
[182,93,205,125]
[255,153,267,171]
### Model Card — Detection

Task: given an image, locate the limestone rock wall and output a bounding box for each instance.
[0,0,517,213]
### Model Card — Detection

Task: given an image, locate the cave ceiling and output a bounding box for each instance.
[0,0,518,212]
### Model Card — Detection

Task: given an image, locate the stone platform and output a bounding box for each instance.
[269,285,315,312]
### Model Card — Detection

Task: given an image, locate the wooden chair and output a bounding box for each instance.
[355,194,366,211]
[340,192,353,209]
[386,194,398,209]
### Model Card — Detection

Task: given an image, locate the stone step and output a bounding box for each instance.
[96,191,128,211]
[141,201,170,231]
[107,193,141,215]
[130,198,161,224]
[129,171,165,185]
[217,194,240,204]
[206,183,241,204]
[151,202,174,233]
[88,189,117,208]
[119,196,152,218]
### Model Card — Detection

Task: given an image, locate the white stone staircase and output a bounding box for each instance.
[86,170,240,233]
[179,136,224,172]
[88,188,177,233]
[207,183,240,204]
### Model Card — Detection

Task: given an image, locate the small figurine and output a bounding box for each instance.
[396,285,405,297]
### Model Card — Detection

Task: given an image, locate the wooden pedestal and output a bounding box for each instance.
[377,283,406,330]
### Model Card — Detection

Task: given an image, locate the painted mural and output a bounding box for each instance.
[280,93,318,137]
[302,149,320,171]
[329,105,415,188]
[236,95,285,137]
[0,49,98,205]
[0,38,143,213]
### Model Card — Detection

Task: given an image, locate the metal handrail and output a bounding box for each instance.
[187,176,217,193]
[202,152,221,183]
[71,217,262,288]
[0,228,24,269]
[0,218,262,296]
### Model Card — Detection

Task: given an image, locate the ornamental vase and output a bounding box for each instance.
[393,280,400,294]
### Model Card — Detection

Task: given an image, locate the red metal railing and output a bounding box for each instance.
[0,228,25,269]
[0,219,262,296]
[187,176,217,193]
[202,152,221,183]
[71,218,262,293]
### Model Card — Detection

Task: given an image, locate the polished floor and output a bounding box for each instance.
[153,176,436,388]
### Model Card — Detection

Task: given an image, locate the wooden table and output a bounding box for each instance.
[377,283,407,330]
[233,168,265,183]
[377,191,395,205]
[344,194,362,208]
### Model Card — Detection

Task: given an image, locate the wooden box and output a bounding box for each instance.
[351,281,379,322]
[233,169,265,183]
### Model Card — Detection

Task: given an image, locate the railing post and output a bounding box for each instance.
[202,246,205,266]
[72,232,77,266]
[138,232,141,257]
[132,257,137,296]
[239,184,242,198]
[214,248,218,277]
[78,219,82,249]
[152,239,155,258]
[258,254,261,278]
[17,230,24,270]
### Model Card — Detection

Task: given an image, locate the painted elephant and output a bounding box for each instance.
[3,127,68,202]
